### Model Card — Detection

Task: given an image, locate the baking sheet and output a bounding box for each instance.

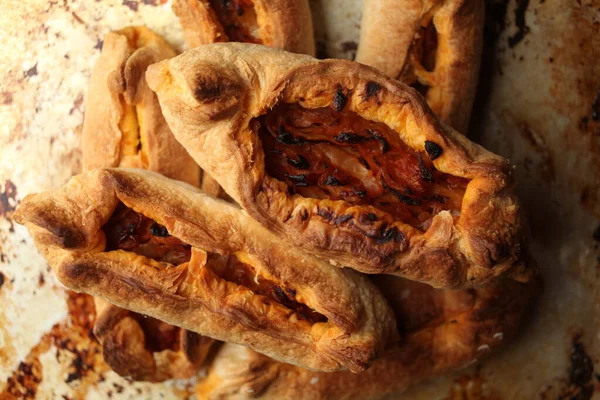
[0,0,598,398]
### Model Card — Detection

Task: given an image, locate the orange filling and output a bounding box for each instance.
[210,0,261,43]
[257,103,468,230]
[102,204,326,324]
[401,22,438,96]
[205,254,327,324]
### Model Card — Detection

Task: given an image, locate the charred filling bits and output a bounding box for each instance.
[210,0,261,43]
[102,204,326,324]
[257,103,468,230]
[103,204,192,265]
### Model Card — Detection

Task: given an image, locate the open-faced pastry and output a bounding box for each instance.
[356,0,484,133]
[172,0,315,56]
[82,26,208,381]
[14,168,397,373]
[146,43,533,289]
[195,276,537,399]
[82,26,200,185]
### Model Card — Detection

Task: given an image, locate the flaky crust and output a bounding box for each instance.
[195,277,538,399]
[14,168,397,372]
[356,0,484,133]
[172,0,315,56]
[146,43,533,289]
[82,26,200,186]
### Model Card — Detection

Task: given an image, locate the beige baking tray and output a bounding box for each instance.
[0,0,598,398]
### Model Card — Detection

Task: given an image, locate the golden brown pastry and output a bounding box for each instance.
[172,0,315,199]
[146,43,533,289]
[93,301,216,381]
[82,26,208,382]
[172,0,315,56]
[195,277,538,399]
[356,0,484,133]
[14,168,397,373]
[82,26,200,185]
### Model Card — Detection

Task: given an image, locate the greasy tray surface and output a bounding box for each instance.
[0,0,598,399]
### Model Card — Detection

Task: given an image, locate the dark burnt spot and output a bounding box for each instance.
[383,183,422,206]
[368,130,390,153]
[114,383,124,393]
[317,208,334,221]
[38,273,45,287]
[359,213,378,224]
[65,372,80,383]
[54,226,84,248]
[565,334,595,399]
[369,225,405,244]
[24,63,38,78]
[322,175,342,186]
[364,82,381,99]
[424,141,443,160]
[122,0,139,11]
[418,156,435,183]
[194,75,239,103]
[332,85,348,112]
[333,214,352,225]
[591,89,600,121]
[142,0,162,5]
[593,225,600,242]
[286,287,297,297]
[1,179,18,216]
[507,0,530,48]
[278,127,306,145]
[94,39,104,50]
[287,154,309,170]
[358,157,370,169]
[334,131,370,144]
[0,271,4,289]
[287,174,308,187]
[149,223,169,237]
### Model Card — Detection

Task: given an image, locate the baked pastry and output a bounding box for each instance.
[146,43,533,289]
[82,26,200,185]
[195,277,537,399]
[172,0,315,56]
[14,168,397,373]
[356,0,484,133]
[172,0,315,199]
[93,301,216,381]
[82,26,208,382]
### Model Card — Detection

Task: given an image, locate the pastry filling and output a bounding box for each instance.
[102,204,326,324]
[257,102,468,230]
[210,0,261,44]
[400,22,438,96]
[416,23,437,73]
[118,97,145,165]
